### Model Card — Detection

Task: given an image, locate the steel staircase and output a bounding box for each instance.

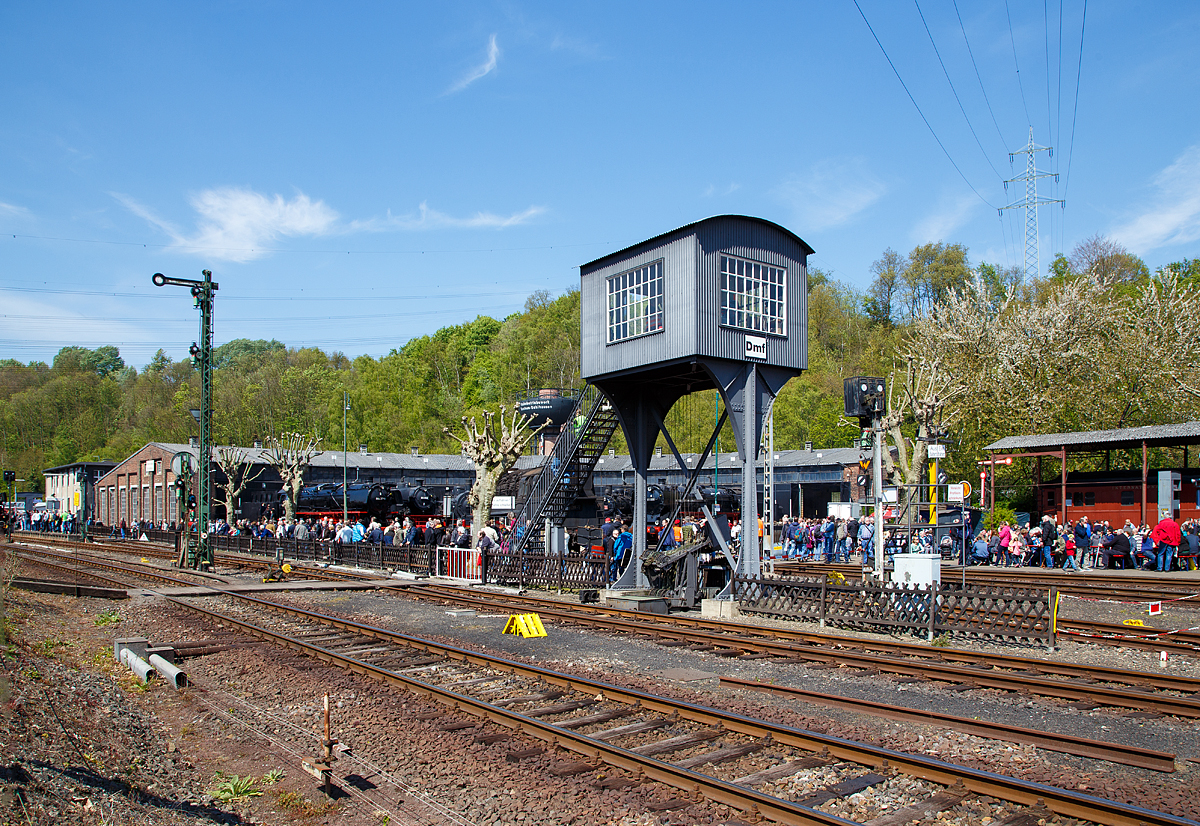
[509,385,620,555]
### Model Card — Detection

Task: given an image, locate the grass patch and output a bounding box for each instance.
[94,609,121,627]
[273,789,335,817]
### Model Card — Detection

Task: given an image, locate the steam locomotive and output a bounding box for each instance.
[597,484,742,523]
[278,482,472,525]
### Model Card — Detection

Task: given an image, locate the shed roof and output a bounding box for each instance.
[983,421,1200,454]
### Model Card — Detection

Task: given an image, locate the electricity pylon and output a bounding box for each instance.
[1000,126,1064,284]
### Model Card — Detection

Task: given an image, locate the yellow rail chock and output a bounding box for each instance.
[502,613,547,638]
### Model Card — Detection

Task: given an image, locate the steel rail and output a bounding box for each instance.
[8,544,1191,824]
[717,676,1175,772]
[777,562,1200,600]
[171,596,854,826]
[174,591,1195,826]
[409,584,1200,693]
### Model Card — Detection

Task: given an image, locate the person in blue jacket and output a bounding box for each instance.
[610,525,633,582]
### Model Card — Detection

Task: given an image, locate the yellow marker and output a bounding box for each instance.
[141,558,148,563]
[502,613,547,638]
[1123,619,1146,627]
[281,563,292,573]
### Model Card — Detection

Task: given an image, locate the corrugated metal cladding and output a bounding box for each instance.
[580,215,810,381]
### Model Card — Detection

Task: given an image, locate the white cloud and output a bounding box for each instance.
[773,158,885,232]
[448,34,500,94]
[354,201,545,231]
[116,187,338,263]
[1111,144,1200,253]
[0,201,29,217]
[911,194,978,243]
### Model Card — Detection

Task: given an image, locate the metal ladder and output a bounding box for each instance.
[509,385,620,555]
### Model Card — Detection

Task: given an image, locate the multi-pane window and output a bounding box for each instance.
[719,254,786,335]
[607,260,663,343]
[118,487,126,521]
[155,485,163,524]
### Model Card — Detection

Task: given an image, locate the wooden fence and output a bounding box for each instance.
[733,574,1057,645]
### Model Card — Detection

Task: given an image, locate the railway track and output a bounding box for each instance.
[163,591,1200,826]
[8,541,1197,823]
[776,561,1200,603]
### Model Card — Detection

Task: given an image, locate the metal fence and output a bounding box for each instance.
[733,574,1056,645]
[486,550,611,591]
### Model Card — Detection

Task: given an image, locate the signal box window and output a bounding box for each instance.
[1084,491,1095,506]
[607,260,663,343]
[1121,490,1135,506]
[720,254,787,335]
[1047,491,1056,507]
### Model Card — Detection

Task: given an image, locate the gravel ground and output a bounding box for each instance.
[6,548,1200,825]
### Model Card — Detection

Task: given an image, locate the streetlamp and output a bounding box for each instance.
[343,392,350,525]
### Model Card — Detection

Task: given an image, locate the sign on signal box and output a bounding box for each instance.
[947,484,965,502]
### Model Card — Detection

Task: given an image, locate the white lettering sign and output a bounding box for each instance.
[947,483,964,502]
[927,444,946,459]
[745,335,767,360]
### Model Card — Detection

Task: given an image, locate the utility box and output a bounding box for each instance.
[1158,470,1182,519]
[890,554,941,588]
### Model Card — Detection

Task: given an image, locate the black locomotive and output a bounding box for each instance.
[278,482,471,525]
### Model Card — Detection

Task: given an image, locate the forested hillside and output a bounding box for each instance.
[3,236,1197,510]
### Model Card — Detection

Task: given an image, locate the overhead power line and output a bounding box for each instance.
[1005,0,1033,127]
[1063,0,1087,203]
[952,0,1010,151]
[913,0,1004,181]
[852,0,996,209]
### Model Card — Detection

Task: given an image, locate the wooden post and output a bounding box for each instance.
[1142,440,1149,527]
[1060,448,1067,525]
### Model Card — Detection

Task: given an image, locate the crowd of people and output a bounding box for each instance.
[966,512,1198,571]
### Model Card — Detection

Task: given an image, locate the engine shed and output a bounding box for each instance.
[579,215,812,588]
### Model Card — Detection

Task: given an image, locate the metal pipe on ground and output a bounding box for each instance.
[149,653,188,688]
[120,648,155,683]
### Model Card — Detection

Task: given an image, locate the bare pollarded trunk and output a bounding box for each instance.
[445,406,547,546]
[213,445,264,523]
[260,433,322,522]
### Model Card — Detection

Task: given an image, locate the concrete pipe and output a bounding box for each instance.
[148,653,188,688]
[120,648,155,684]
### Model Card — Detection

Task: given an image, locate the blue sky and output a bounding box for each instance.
[2,2,1198,368]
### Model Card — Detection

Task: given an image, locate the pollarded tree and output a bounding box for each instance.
[260,433,322,522]
[444,407,546,545]
[213,445,264,523]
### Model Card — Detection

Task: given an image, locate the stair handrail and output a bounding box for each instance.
[508,385,614,556]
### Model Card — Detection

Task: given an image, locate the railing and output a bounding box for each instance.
[509,385,618,555]
[487,548,612,591]
[733,574,1056,645]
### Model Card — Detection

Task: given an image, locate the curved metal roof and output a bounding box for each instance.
[580,214,815,271]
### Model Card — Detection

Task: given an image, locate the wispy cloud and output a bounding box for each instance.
[116,187,338,263]
[911,194,978,243]
[702,183,740,198]
[0,201,29,217]
[448,34,500,94]
[1112,143,1200,253]
[773,158,885,232]
[550,33,605,59]
[119,188,546,260]
[355,201,545,231]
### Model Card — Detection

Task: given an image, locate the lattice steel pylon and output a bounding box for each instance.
[1000,126,1064,283]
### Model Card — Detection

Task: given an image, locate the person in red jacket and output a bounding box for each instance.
[1151,510,1182,572]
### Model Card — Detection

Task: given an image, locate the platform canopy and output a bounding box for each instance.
[983,421,1200,455]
